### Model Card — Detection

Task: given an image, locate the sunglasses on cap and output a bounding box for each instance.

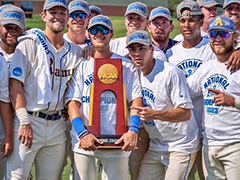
[88,25,112,35]
[209,30,232,39]
[70,12,87,19]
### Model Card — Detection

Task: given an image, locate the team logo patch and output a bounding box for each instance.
[12,67,22,76]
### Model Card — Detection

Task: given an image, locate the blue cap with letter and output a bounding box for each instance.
[208,15,235,32]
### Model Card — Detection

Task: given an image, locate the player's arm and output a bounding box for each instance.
[226,48,240,72]
[9,78,33,148]
[0,101,13,158]
[67,100,103,151]
[115,97,142,151]
[130,106,191,123]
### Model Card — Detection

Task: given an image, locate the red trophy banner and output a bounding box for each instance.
[86,58,128,148]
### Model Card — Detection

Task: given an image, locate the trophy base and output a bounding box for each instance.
[95,135,123,149]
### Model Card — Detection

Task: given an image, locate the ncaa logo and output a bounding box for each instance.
[12,67,22,76]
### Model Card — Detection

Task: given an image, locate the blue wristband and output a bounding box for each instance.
[129,115,141,133]
[72,117,86,136]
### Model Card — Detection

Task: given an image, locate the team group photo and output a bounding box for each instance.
[0,0,240,179]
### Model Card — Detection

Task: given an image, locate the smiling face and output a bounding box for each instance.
[0,24,23,47]
[148,16,173,42]
[125,13,148,34]
[42,6,68,34]
[223,3,240,29]
[88,25,113,49]
[67,11,89,33]
[209,30,236,56]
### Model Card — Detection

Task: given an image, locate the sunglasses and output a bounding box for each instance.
[88,25,111,35]
[69,12,87,19]
[209,30,232,39]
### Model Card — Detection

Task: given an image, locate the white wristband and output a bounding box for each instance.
[234,98,240,110]
[16,108,31,125]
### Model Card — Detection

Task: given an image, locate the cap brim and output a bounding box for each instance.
[88,23,112,31]
[1,19,24,29]
[201,2,223,8]
[69,8,90,15]
[124,11,148,19]
[207,27,234,33]
[150,14,172,22]
[126,40,150,48]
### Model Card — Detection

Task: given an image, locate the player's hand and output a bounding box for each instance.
[208,88,235,107]
[1,136,13,158]
[115,131,138,151]
[226,49,240,72]
[62,108,69,121]
[80,134,103,151]
[81,46,93,60]
[131,106,156,122]
[18,124,33,148]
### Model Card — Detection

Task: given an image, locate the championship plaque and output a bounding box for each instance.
[87,58,128,148]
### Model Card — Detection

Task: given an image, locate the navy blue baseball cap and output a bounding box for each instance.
[208,15,235,32]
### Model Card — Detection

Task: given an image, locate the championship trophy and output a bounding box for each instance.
[86,58,128,148]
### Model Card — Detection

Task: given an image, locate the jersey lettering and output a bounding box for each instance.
[177,59,203,78]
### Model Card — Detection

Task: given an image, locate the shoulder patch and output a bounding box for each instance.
[12,67,22,76]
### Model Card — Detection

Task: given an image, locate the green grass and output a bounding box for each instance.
[25,15,180,39]
[26,15,195,180]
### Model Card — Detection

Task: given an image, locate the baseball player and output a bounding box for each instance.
[166,1,216,179]
[5,0,83,179]
[127,30,199,180]
[223,0,240,48]
[0,5,25,179]
[187,15,240,180]
[0,55,13,180]
[62,1,91,179]
[147,6,178,53]
[64,0,91,48]
[110,1,167,61]
[174,0,222,41]
[0,5,25,65]
[65,15,142,180]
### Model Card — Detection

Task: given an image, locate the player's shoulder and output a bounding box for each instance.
[111,53,133,64]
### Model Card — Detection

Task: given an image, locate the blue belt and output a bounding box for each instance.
[28,111,62,120]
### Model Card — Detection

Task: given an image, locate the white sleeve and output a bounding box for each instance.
[65,62,83,104]
[124,63,142,103]
[168,68,193,109]
[9,40,33,84]
[187,68,203,98]
[0,56,10,103]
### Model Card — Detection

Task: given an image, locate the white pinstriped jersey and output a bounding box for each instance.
[63,33,90,49]
[166,38,216,137]
[188,59,240,146]
[140,59,199,154]
[110,36,167,61]
[0,56,10,143]
[9,38,82,112]
[65,53,142,157]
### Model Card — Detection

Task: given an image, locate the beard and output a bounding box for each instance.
[211,42,234,55]
[1,37,16,47]
[48,21,66,34]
